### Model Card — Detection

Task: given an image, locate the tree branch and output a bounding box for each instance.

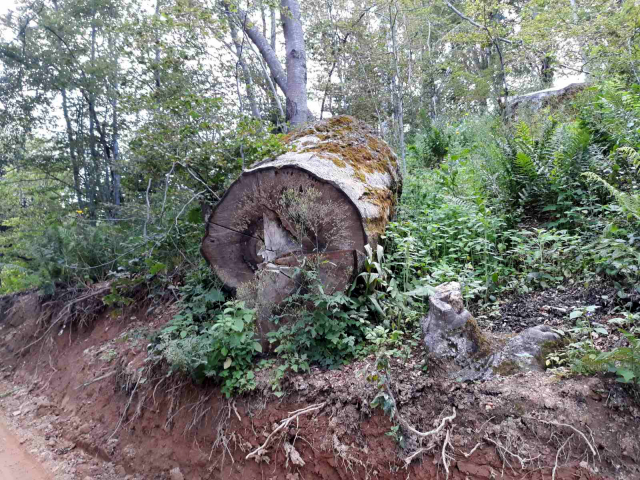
[223,2,289,98]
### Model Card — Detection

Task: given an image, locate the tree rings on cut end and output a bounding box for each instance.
[201,166,366,300]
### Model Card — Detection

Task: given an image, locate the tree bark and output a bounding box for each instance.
[389,3,406,178]
[109,28,121,207]
[228,0,310,126]
[233,5,289,99]
[280,0,310,126]
[60,89,84,209]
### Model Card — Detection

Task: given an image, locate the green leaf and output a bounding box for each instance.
[186,207,202,224]
[232,317,244,332]
[253,342,263,353]
[406,285,433,297]
[616,369,635,383]
[569,310,583,319]
[149,262,167,275]
[204,289,225,303]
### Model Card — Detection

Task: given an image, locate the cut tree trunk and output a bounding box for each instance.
[201,116,401,314]
[507,82,586,115]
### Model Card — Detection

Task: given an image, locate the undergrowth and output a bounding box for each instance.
[31,80,639,398]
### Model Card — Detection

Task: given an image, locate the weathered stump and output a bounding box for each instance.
[201,115,401,313]
[422,282,564,381]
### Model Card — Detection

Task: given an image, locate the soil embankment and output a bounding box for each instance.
[0,287,639,480]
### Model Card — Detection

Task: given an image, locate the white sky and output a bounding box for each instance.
[0,0,12,16]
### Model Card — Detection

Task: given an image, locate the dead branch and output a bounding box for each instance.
[246,402,326,460]
[74,370,116,390]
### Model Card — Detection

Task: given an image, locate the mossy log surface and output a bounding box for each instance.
[201,115,402,300]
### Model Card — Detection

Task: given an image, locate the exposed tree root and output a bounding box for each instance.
[246,402,326,461]
[461,442,482,458]
[402,407,457,466]
[553,434,574,480]
[525,417,598,459]
[484,435,540,470]
[16,286,110,356]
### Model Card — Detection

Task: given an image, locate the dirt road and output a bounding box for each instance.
[0,415,51,480]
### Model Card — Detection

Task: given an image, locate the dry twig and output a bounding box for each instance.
[74,370,116,390]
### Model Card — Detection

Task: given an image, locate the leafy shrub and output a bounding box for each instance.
[558,308,640,388]
[413,125,452,167]
[269,290,371,369]
[156,300,262,397]
[578,80,640,152]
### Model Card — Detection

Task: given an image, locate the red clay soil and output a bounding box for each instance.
[0,414,52,480]
[1,289,639,480]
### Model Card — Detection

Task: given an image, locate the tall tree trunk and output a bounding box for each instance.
[389,3,405,178]
[61,89,84,208]
[154,0,162,88]
[280,0,310,126]
[269,6,281,122]
[88,20,102,213]
[109,28,121,207]
[230,1,309,126]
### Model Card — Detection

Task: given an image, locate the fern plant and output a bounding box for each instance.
[583,147,640,220]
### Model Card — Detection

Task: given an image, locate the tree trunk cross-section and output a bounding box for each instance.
[201,116,402,308]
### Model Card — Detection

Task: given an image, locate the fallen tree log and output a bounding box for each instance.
[201,116,401,314]
[507,82,586,115]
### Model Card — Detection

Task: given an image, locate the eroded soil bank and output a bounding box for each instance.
[1,287,639,480]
